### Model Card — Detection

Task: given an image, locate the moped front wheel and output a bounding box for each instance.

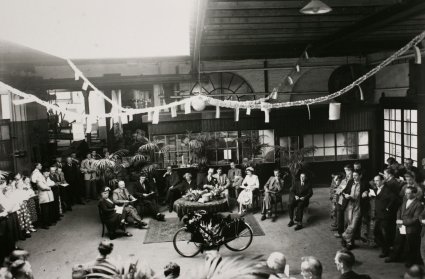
[224,223,253,252]
[173,227,202,257]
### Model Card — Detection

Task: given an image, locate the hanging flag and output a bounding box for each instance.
[171,106,177,118]
[147,111,153,121]
[246,107,251,115]
[296,64,300,72]
[85,117,93,134]
[128,114,133,122]
[264,109,270,123]
[287,76,294,85]
[234,108,239,122]
[82,81,89,91]
[162,99,169,112]
[184,100,191,114]
[74,71,80,81]
[215,105,220,118]
[152,110,159,124]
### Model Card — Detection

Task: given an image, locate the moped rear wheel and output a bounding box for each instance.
[173,227,202,257]
[224,223,253,252]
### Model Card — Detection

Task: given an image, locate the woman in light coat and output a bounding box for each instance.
[237,167,259,214]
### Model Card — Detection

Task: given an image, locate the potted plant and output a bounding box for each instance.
[278,146,316,186]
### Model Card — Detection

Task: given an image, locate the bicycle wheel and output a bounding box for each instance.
[173,227,202,257]
[224,223,253,252]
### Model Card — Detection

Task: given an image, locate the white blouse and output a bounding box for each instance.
[241,175,260,190]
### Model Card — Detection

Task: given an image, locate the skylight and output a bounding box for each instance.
[0,0,193,59]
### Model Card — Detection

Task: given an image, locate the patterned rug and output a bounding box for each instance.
[143,214,265,244]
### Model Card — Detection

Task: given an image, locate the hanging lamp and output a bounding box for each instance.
[300,0,332,15]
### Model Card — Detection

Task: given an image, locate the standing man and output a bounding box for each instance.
[63,157,83,205]
[335,165,354,238]
[386,186,423,267]
[53,156,63,169]
[30,163,43,188]
[48,167,62,222]
[404,158,419,182]
[134,175,164,221]
[163,166,180,207]
[228,161,242,196]
[373,175,397,258]
[288,173,313,231]
[261,169,284,221]
[56,167,72,212]
[213,167,231,206]
[81,153,97,201]
[36,169,55,229]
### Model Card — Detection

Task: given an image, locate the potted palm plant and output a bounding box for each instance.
[278,146,316,186]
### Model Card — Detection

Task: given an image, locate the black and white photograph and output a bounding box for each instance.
[0,0,424,278]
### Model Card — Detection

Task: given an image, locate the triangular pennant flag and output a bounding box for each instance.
[82,80,89,91]
[246,107,251,115]
[215,105,220,118]
[184,100,191,114]
[147,111,153,121]
[234,108,240,122]
[264,108,270,123]
[171,106,177,118]
[152,110,159,124]
[287,76,294,85]
[85,117,93,134]
[162,99,169,112]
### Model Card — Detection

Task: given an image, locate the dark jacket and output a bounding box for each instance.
[397,198,423,235]
[198,175,218,189]
[385,177,401,196]
[164,171,180,189]
[374,185,397,220]
[62,163,79,185]
[338,271,371,279]
[176,180,199,194]
[98,198,121,233]
[289,180,313,203]
[134,181,157,200]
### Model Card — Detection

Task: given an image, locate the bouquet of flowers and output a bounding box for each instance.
[183,189,205,202]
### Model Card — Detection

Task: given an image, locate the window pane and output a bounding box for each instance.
[395,145,402,157]
[411,148,418,162]
[384,120,389,131]
[395,133,401,144]
[324,134,335,147]
[336,147,346,155]
[358,131,368,145]
[324,147,335,156]
[0,125,10,140]
[315,147,325,157]
[384,109,390,119]
[304,135,313,147]
[404,147,411,159]
[395,121,401,133]
[411,136,417,148]
[404,122,411,134]
[384,132,390,142]
[411,110,417,122]
[359,145,369,159]
[404,110,410,121]
[395,109,401,120]
[279,137,289,149]
[314,134,324,147]
[404,134,411,147]
[385,143,389,153]
[411,123,417,135]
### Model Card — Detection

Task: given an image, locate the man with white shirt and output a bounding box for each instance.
[373,175,397,258]
[386,186,423,267]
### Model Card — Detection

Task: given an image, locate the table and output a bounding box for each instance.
[173,197,229,219]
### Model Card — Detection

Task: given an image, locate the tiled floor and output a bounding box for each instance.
[19,188,407,278]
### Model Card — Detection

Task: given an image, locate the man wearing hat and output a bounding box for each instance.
[98,187,132,239]
[112,181,148,229]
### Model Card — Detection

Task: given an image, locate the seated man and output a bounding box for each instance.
[164,166,181,207]
[213,167,231,206]
[98,187,132,239]
[134,175,165,221]
[167,173,199,213]
[261,169,284,221]
[112,181,148,229]
[288,173,313,231]
[228,161,242,196]
[199,168,218,191]
[301,256,322,279]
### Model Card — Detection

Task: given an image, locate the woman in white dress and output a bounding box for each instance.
[237,167,259,214]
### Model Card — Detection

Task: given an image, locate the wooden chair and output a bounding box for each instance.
[260,190,285,218]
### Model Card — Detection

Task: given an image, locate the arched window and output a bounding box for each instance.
[191,72,254,101]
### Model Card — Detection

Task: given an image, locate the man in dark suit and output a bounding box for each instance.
[134,175,164,221]
[48,167,62,222]
[62,157,83,205]
[386,186,423,267]
[164,166,180,207]
[166,173,198,212]
[335,165,354,238]
[334,249,371,279]
[383,168,401,196]
[373,175,397,257]
[288,173,313,231]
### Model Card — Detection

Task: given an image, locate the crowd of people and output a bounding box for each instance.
[329,158,425,269]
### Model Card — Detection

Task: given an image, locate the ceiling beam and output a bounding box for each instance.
[208,0,399,9]
[192,0,208,75]
[207,7,382,18]
[206,15,363,24]
[310,0,425,55]
[204,22,354,30]
[204,28,340,35]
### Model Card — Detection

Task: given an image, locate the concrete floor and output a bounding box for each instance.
[19,188,406,279]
